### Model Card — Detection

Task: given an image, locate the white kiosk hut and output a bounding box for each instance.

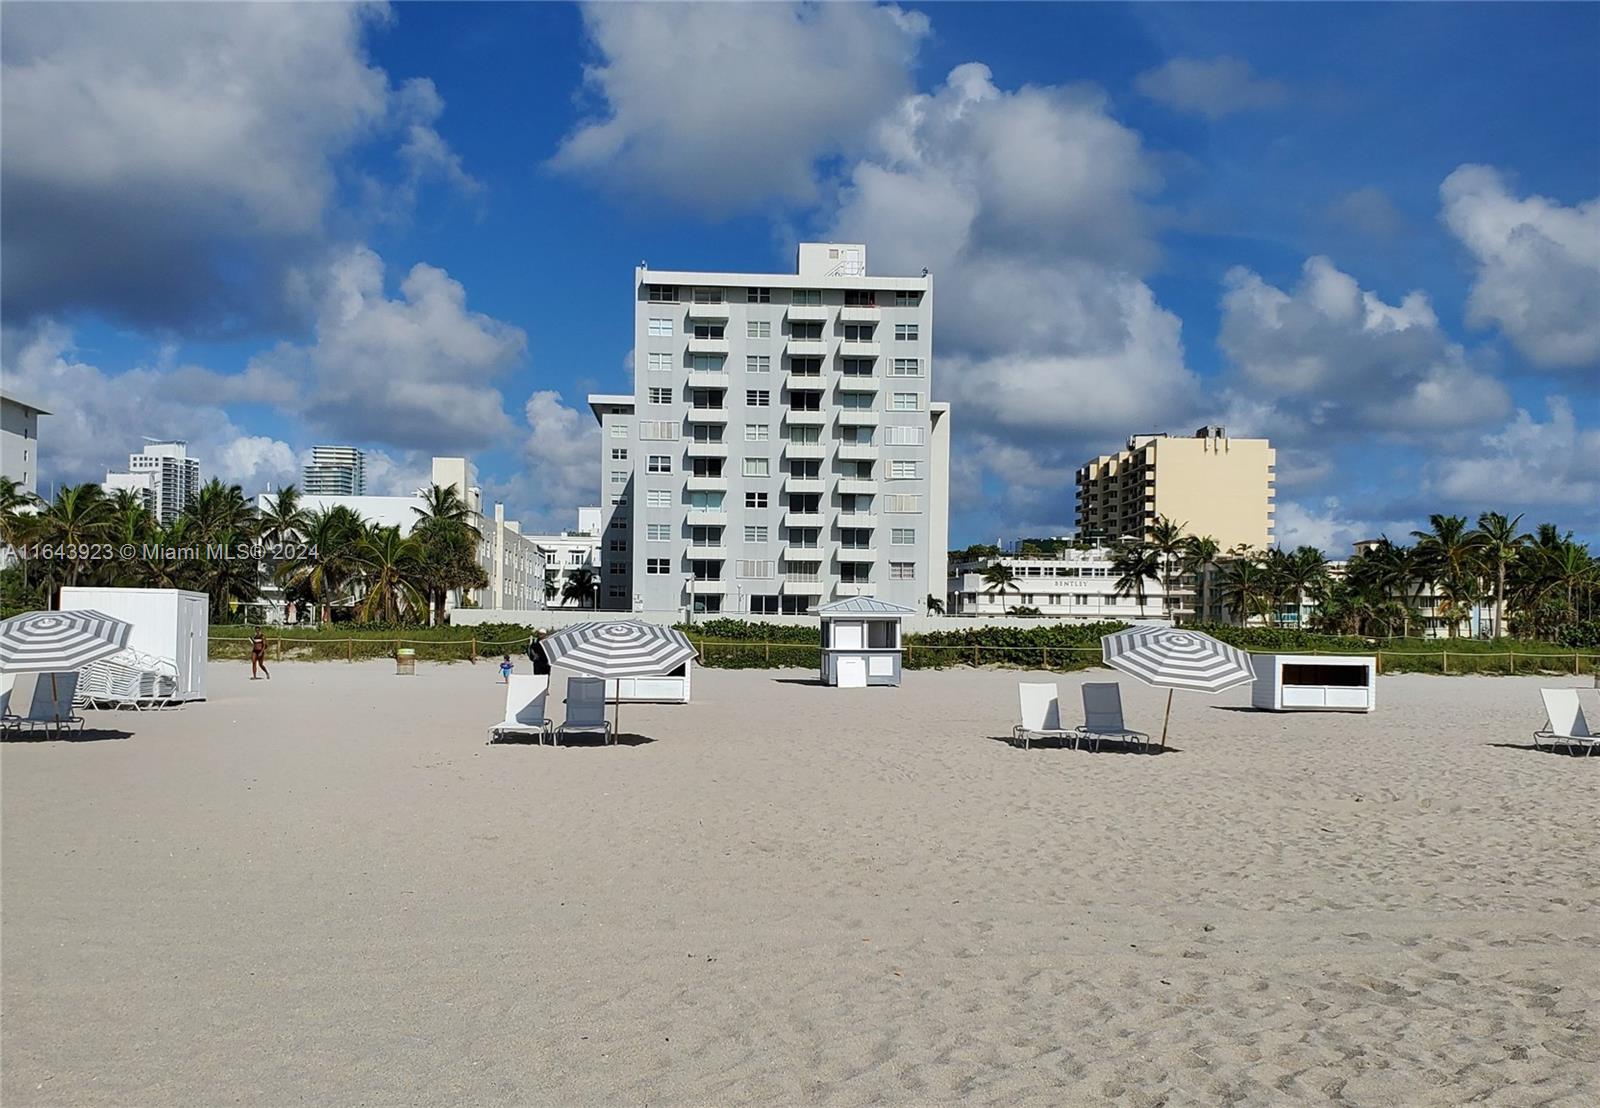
[817,597,913,687]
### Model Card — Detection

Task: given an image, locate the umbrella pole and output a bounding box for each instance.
[1159,688,1173,752]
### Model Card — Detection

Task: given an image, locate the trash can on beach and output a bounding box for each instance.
[396,648,416,676]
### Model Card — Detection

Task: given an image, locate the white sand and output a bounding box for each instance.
[3,661,1596,1106]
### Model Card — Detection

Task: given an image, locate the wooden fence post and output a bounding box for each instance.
[1376,651,1383,675]
[275,638,282,662]
[1042,647,1049,669]
[1576,653,1582,677]
[973,646,980,667]
[471,637,478,663]
[765,642,770,663]
[1442,651,1448,675]
[347,637,354,662]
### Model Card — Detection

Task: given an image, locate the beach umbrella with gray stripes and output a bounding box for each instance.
[1101,626,1254,749]
[0,609,132,673]
[541,621,697,735]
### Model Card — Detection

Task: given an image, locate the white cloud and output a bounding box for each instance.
[1218,255,1509,434]
[1273,499,1416,558]
[550,2,928,212]
[1135,56,1286,120]
[0,322,299,493]
[1440,165,1600,370]
[1327,186,1409,241]
[0,3,475,332]
[248,247,526,452]
[510,391,602,531]
[1426,397,1600,513]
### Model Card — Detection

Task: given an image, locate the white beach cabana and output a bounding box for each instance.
[817,597,914,687]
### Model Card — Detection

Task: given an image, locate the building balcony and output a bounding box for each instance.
[835,510,877,526]
[837,410,879,426]
[836,547,877,562]
[685,509,727,525]
[786,305,829,324]
[783,577,825,594]
[685,476,727,492]
[686,370,730,388]
[839,305,881,323]
[687,579,727,595]
[686,408,729,423]
[686,546,727,561]
[685,441,728,458]
[838,341,880,358]
[785,409,827,426]
[784,442,827,460]
[687,337,730,355]
[686,301,730,321]
[835,582,877,597]
[837,478,877,495]
[785,477,826,495]
[837,377,878,393]
[786,339,828,357]
[784,373,828,392]
[837,443,878,461]
[784,511,825,528]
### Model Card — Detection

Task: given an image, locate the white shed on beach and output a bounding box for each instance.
[59,587,210,701]
[817,597,914,687]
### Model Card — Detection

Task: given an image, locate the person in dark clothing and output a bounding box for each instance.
[527,632,551,676]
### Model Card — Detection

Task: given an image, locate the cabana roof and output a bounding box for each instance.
[814,597,916,617]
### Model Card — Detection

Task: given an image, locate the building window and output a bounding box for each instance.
[611,447,628,460]
[746,491,768,509]
[736,560,775,579]
[885,494,921,513]
[690,354,725,372]
[690,559,722,581]
[890,358,921,377]
[743,458,770,478]
[747,354,771,373]
[839,392,873,411]
[894,323,919,340]
[789,356,822,377]
[648,387,672,405]
[790,321,823,340]
[648,317,673,337]
[746,389,770,407]
[609,422,629,438]
[788,425,821,444]
[890,561,916,581]
[690,457,723,478]
[690,389,724,410]
[747,320,772,339]
[890,460,918,480]
[840,358,874,377]
[895,290,921,306]
[647,558,671,575]
[844,289,876,306]
[693,322,725,340]
[745,424,770,442]
[646,489,671,508]
[747,287,771,303]
[691,424,723,443]
[639,420,679,441]
[646,523,670,541]
[786,527,819,549]
[690,526,723,548]
[884,425,925,446]
[791,289,822,306]
[647,455,672,474]
[843,323,874,342]
[891,392,921,412]
[781,597,812,615]
[840,563,870,584]
[609,470,627,486]
[608,561,627,577]
[789,392,822,412]
[609,539,627,552]
[891,528,915,545]
[692,287,722,304]
[647,284,678,303]
[788,458,820,479]
[688,490,724,509]
[751,595,780,615]
[608,586,627,599]
[647,352,672,372]
[744,525,769,543]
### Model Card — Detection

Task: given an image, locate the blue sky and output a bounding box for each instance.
[3,2,1596,552]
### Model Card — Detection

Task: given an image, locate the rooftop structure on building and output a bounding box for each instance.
[590,242,950,616]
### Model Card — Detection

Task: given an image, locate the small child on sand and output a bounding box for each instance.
[499,655,514,683]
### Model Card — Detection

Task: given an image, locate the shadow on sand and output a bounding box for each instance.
[771,678,827,687]
[493,733,657,748]
[983,734,1180,756]
[1488,741,1596,758]
[2,728,135,744]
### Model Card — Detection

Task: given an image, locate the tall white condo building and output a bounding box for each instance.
[105,440,201,525]
[590,243,949,615]
[302,446,366,496]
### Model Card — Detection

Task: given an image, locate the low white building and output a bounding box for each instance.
[947,549,1171,622]
[523,507,603,608]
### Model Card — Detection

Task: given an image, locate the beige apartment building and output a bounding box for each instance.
[1075,426,1275,553]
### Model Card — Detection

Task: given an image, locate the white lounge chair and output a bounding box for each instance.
[554,677,614,746]
[488,675,552,744]
[8,672,84,737]
[1012,682,1077,749]
[1077,682,1151,753]
[1535,689,1597,755]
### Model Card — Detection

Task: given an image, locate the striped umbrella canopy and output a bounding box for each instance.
[542,620,697,679]
[1101,626,1254,750]
[0,609,132,673]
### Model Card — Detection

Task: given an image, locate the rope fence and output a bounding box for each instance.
[211,635,1600,676]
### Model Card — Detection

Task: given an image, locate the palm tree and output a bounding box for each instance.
[278,506,364,622]
[1411,514,1485,638]
[1110,543,1161,619]
[0,476,39,551]
[543,578,559,605]
[1217,556,1270,626]
[981,562,1020,614]
[925,593,944,616]
[413,483,482,541]
[350,525,425,623]
[414,515,487,624]
[259,485,308,545]
[562,566,599,609]
[1180,535,1220,625]
[182,478,257,545]
[1471,511,1530,639]
[34,483,113,599]
[1266,546,1328,629]
[1148,515,1187,621]
[1539,541,1596,628]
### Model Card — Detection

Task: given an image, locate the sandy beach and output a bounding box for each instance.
[3,660,1596,1106]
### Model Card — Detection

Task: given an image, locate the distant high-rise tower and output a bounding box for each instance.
[106,440,201,524]
[302,446,366,496]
